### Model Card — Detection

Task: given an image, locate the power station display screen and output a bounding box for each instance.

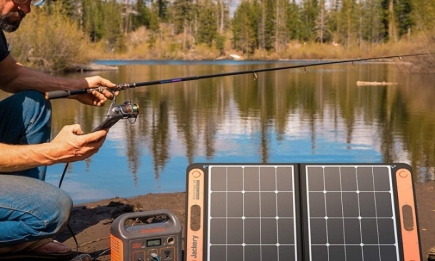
[147,238,162,247]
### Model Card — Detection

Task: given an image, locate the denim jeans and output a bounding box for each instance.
[0,90,72,245]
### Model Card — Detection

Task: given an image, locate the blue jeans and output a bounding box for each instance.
[0,91,72,245]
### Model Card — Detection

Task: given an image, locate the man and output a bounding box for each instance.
[0,0,116,259]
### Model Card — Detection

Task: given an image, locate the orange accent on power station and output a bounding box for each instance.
[110,234,124,261]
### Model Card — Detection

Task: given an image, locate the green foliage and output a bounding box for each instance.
[286,0,302,40]
[170,0,194,35]
[338,0,358,46]
[299,0,319,42]
[231,1,260,54]
[360,0,385,44]
[65,0,77,18]
[81,0,105,42]
[131,0,151,30]
[156,0,170,21]
[196,1,217,46]
[215,33,226,55]
[411,0,435,31]
[147,10,160,49]
[103,0,125,52]
[314,0,331,43]
[395,0,414,37]
[263,0,275,51]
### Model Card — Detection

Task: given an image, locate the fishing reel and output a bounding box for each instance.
[92,98,139,132]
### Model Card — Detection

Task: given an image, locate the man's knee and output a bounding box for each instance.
[20,90,51,115]
[0,176,72,241]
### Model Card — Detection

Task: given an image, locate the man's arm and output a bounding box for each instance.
[0,125,108,173]
[0,54,87,93]
[0,54,117,106]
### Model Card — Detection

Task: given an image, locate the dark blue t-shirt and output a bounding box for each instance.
[0,31,10,62]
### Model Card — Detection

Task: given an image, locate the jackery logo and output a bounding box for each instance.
[191,235,199,259]
[140,227,166,234]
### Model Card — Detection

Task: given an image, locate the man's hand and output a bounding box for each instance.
[0,124,109,172]
[73,76,118,107]
[50,124,108,163]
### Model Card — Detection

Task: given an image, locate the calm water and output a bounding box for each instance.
[8,60,435,204]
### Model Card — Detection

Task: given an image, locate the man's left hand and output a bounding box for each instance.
[73,76,118,106]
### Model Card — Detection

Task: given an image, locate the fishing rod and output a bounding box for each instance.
[45,52,434,100]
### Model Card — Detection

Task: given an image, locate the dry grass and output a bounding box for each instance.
[7,7,88,72]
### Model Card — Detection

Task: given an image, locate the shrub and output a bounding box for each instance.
[6,6,88,72]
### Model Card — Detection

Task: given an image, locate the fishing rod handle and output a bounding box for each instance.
[44,83,136,100]
[45,89,89,100]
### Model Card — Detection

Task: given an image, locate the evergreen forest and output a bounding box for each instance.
[6,0,435,72]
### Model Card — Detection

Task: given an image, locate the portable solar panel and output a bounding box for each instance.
[185,163,421,261]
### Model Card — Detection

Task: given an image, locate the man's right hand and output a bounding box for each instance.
[0,124,108,173]
[50,124,108,163]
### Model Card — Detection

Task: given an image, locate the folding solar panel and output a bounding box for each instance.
[185,163,421,261]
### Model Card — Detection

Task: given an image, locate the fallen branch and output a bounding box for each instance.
[356,81,398,86]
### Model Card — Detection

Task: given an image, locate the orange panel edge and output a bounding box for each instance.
[395,168,421,261]
[186,167,205,261]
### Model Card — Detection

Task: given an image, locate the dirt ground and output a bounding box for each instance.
[56,182,435,261]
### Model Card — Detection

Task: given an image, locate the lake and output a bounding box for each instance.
[10,60,435,204]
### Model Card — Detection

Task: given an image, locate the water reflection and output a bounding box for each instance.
[3,61,435,203]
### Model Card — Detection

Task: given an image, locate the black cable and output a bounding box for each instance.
[66,224,79,254]
[58,163,69,188]
[58,162,80,257]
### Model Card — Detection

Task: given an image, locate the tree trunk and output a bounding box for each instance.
[388,0,397,42]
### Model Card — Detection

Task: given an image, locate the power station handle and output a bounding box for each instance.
[114,209,179,234]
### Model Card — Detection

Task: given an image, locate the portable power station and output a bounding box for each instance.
[110,210,182,261]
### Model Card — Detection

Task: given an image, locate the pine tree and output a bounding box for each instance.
[196,0,217,46]
[263,0,275,51]
[275,0,290,52]
[216,0,229,34]
[339,0,358,46]
[361,0,386,45]
[232,1,258,54]
[300,0,319,42]
[171,0,194,35]
[81,0,104,42]
[286,0,301,41]
[411,0,435,31]
[380,0,398,42]
[395,0,413,37]
[147,4,161,48]
[102,0,125,52]
[315,0,330,43]
[157,0,170,21]
[131,0,151,31]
